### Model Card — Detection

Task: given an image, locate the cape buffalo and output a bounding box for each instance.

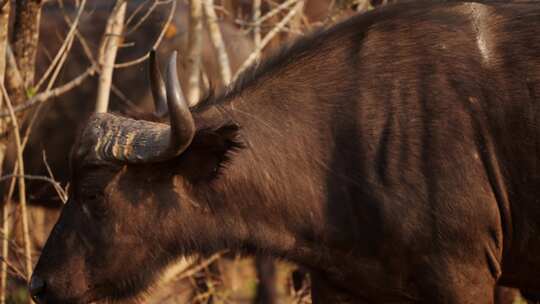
[30,1,540,303]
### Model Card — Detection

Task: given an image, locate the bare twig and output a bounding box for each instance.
[57,1,98,67]
[203,0,231,85]
[0,165,16,304]
[0,1,8,101]
[0,90,51,297]
[110,84,138,109]
[234,0,305,81]
[0,84,32,280]
[175,252,225,281]
[35,0,87,92]
[187,0,203,106]
[0,173,66,203]
[0,65,97,118]
[114,0,177,69]
[124,0,156,35]
[289,0,305,38]
[0,256,26,281]
[0,159,8,301]
[1,2,13,301]
[237,0,298,28]
[95,0,127,113]
[0,174,62,184]
[158,257,195,286]
[0,83,50,301]
[253,0,262,49]
[0,0,9,145]
[0,7,10,302]
[42,152,68,204]
[45,34,75,93]
[125,0,151,29]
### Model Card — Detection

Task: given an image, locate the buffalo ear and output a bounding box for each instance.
[175,123,243,181]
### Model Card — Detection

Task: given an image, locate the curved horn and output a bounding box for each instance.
[165,51,196,155]
[91,52,195,163]
[149,50,168,118]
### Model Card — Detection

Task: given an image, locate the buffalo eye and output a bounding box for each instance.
[86,194,100,201]
[80,190,104,204]
[80,193,107,219]
[81,192,102,202]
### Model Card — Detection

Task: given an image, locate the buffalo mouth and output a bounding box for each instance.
[30,291,98,304]
[30,264,159,304]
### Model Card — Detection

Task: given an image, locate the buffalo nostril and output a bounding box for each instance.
[29,275,46,299]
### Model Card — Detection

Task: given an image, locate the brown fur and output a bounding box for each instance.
[32,1,540,303]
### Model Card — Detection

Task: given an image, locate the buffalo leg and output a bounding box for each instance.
[253,256,277,304]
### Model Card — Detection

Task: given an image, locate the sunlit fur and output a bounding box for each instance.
[32,1,540,303]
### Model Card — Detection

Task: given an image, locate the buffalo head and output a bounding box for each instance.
[29,51,242,303]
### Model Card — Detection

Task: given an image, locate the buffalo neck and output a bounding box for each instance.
[173,23,364,269]
[183,90,347,269]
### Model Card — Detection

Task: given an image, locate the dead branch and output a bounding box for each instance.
[0,65,96,118]
[124,0,157,36]
[0,2,8,98]
[237,0,299,28]
[0,1,9,137]
[0,2,11,302]
[253,0,262,48]
[125,0,150,28]
[42,152,67,203]
[0,172,9,304]
[44,34,75,93]
[234,0,305,81]
[35,0,87,92]
[0,256,26,281]
[0,167,15,304]
[0,84,32,280]
[114,0,177,69]
[187,0,203,106]
[289,0,305,37]
[175,252,225,281]
[57,1,98,66]
[158,257,195,287]
[0,72,52,300]
[0,172,66,204]
[95,0,127,113]
[0,174,65,198]
[203,0,231,85]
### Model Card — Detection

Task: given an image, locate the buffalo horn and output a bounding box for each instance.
[149,50,168,118]
[165,51,196,155]
[95,52,195,163]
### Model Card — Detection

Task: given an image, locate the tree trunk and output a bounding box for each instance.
[95,0,127,113]
[8,0,44,104]
[187,0,203,106]
[203,0,231,86]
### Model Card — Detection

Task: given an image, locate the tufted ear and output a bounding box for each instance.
[174,122,243,182]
